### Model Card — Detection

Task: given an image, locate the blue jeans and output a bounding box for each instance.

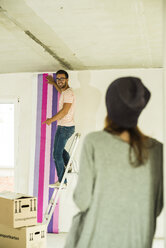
[53,125,75,183]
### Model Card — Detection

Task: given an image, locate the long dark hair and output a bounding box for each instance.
[104,116,149,167]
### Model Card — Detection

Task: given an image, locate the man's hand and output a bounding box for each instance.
[42,118,52,126]
[46,75,62,93]
[46,75,54,85]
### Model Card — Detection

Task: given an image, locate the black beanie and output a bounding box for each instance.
[105,77,151,128]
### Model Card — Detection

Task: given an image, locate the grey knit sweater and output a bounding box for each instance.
[65,131,163,248]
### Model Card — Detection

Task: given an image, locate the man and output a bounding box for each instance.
[43,70,75,187]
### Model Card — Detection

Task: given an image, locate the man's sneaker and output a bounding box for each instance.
[64,183,67,188]
[68,167,72,173]
[49,181,67,189]
[65,164,72,173]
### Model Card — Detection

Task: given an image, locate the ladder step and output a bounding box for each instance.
[50,202,58,206]
[49,183,67,189]
[49,184,59,188]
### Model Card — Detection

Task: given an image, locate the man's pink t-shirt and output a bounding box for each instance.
[57,88,75,127]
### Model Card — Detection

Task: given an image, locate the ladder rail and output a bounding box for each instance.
[43,185,58,221]
[70,158,79,174]
[43,133,81,226]
[68,132,78,155]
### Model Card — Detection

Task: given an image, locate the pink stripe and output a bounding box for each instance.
[38,75,48,222]
[54,92,61,183]
[53,91,61,232]
[43,74,53,215]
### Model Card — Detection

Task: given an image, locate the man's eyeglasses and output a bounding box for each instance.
[56,77,67,82]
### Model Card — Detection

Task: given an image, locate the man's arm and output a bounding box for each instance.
[42,103,72,125]
[46,75,62,93]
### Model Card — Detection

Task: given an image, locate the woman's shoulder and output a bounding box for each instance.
[147,136,162,148]
[146,137,163,156]
[83,130,114,144]
[84,130,103,140]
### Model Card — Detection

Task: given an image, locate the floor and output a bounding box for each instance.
[47,233,67,248]
[47,233,164,248]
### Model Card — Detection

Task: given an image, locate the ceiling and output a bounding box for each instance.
[0,0,163,73]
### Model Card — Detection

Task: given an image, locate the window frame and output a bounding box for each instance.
[0,97,19,170]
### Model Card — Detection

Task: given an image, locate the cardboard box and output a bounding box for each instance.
[0,191,37,228]
[0,223,47,248]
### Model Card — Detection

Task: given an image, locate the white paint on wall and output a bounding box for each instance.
[28,74,38,195]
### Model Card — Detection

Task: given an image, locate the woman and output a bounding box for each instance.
[65,77,163,248]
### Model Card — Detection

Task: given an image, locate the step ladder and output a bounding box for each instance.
[43,132,81,226]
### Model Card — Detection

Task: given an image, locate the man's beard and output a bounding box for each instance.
[60,82,67,89]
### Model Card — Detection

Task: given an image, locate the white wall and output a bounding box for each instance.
[0,69,163,239]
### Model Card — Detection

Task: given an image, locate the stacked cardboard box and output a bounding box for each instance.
[0,191,47,248]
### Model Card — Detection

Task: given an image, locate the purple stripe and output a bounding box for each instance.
[34,75,43,197]
[48,73,58,233]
